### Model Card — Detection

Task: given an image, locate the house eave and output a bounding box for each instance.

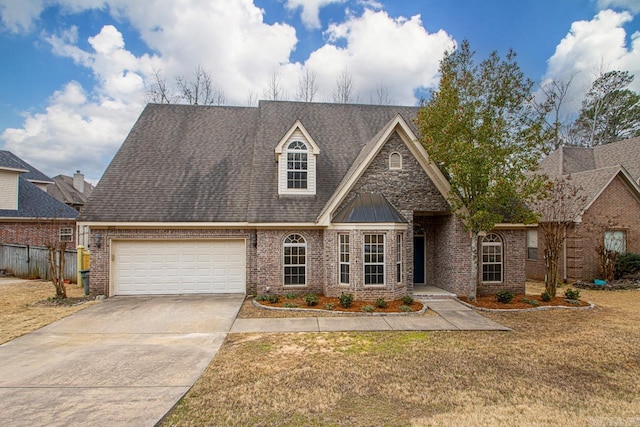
[78,221,322,229]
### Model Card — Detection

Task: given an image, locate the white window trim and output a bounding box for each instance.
[604,230,626,253]
[481,233,503,283]
[338,234,350,285]
[275,122,319,196]
[59,226,74,242]
[389,152,402,170]
[283,234,307,287]
[363,234,385,286]
[286,141,309,190]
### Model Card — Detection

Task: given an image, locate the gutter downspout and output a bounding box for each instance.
[563,228,567,283]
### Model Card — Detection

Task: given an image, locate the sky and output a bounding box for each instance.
[0,0,639,183]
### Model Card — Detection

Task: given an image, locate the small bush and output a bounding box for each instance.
[402,295,414,305]
[324,303,335,310]
[283,302,298,308]
[615,252,640,279]
[520,298,540,307]
[255,295,268,302]
[564,288,581,300]
[303,293,319,306]
[285,292,297,299]
[339,292,354,308]
[361,305,375,313]
[398,305,412,312]
[375,298,387,309]
[266,294,280,304]
[541,291,552,302]
[496,290,514,304]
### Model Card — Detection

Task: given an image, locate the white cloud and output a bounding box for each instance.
[543,9,640,115]
[0,0,45,33]
[598,0,640,13]
[306,9,454,104]
[285,0,346,30]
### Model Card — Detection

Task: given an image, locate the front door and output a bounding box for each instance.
[413,235,425,284]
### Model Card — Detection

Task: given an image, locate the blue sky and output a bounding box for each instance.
[0,0,639,182]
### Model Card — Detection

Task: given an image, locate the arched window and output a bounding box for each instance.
[481,233,502,282]
[389,152,402,170]
[286,141,308,189]
[283,234,306,286]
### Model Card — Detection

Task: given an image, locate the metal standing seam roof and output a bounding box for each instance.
[332,192,408,223]
[81,101,421,223]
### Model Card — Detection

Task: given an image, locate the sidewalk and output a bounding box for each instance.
[230,299,510,333]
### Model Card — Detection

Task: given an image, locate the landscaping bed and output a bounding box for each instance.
[254,293,423,313]
[574,278,640,290]
[459,293,590,310]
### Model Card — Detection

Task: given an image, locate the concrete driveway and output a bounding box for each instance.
[0,294,244,427]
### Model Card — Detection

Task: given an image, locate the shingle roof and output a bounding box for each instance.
[0,177,79,219]
[47,175,93,206]
[81,101,420,223]
[0,150,53,183]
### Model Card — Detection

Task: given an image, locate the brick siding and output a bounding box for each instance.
[0,220,77,247]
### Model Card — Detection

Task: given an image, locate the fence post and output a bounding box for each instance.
[77,245,84,288]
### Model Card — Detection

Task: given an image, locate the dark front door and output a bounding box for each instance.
[413,235,425,284]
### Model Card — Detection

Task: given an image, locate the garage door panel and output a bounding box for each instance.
[113,240,246,295]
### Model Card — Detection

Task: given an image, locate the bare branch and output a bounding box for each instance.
[296,68,318,102]
[332,68,356,104]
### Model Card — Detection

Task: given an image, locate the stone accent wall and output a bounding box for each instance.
[89,228,257,296]
[255,229,324,297]
[336,133,450,215]
[0,220,77,247]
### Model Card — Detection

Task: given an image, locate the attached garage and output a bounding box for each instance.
[112,240,246,295]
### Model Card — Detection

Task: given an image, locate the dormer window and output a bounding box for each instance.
[275,120,320,195]
[286,141,308,189]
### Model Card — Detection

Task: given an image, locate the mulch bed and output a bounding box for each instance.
[459,294,590,310]
[31,296,95,307]
[255,294,423,313]
[574,279,640,291]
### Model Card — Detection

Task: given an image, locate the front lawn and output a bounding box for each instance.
[163,284,640,426]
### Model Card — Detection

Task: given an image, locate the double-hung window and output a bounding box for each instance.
[284,234,306,286]
[364,234,385,285]
[59,227,73,242]
[482,233,503,282]
[396,233,402,283]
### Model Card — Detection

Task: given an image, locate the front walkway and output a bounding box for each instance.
[230,298,510,333]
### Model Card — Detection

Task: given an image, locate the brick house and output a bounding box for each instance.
[526,138,640,282]
[0,150,79,248]
[80,102,527,299]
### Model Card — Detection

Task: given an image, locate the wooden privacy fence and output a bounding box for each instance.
[0,244,77,283]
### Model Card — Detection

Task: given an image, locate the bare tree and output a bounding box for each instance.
[246,91,258,107]
[371,82,393,105]
[176,65,225,105]
[146,67,178,104]
[296,68,318,102]
[146,65,225,105]
[263,68,286,101]
[332,68,356,104]
[535,177,586,297]
[36,217,71,299]
[536,74,576,150]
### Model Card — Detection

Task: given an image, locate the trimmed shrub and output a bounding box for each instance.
[303,293,319,306]
[402,295,414,305]
[339,292,354,308]
[266,294,280,304]
[375,298,387,309]
[541,291,552,302]
[496,290,514,304]
[520,298,540,307]
[398,305,412,312]
[285,292,297,299]
[564,288,581,300]
[324,303,335,310]
[361,305,375,313]
[615,252,640,279]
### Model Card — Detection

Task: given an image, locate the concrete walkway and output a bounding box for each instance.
[0,295,244,427]
[230,299,510,333]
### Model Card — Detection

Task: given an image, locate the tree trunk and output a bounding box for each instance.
[47,245,67,299]
[469,231,478,301]
[544,244,558,297]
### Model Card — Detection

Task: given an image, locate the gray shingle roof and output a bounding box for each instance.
[82,101,420,223]
[0,177,78,219]
[47,175,94,206]
[0,150,53,183]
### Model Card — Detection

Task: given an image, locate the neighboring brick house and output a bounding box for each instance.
[47,171,94,212]
[526,138,640,282]
[80,101,526,299]
[0,151,79,248]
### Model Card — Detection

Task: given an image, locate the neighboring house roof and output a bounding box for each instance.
[539,137,640,183]
[81,101,423,223]
[0,176,79,219]
[0,150,53,184]
[332,192,408,223]
[47,174,93,206]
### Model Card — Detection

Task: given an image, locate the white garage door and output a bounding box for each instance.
[112,240,246,295]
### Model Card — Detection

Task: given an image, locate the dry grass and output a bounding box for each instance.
[164,283,640,426]
[0,278,95,344]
